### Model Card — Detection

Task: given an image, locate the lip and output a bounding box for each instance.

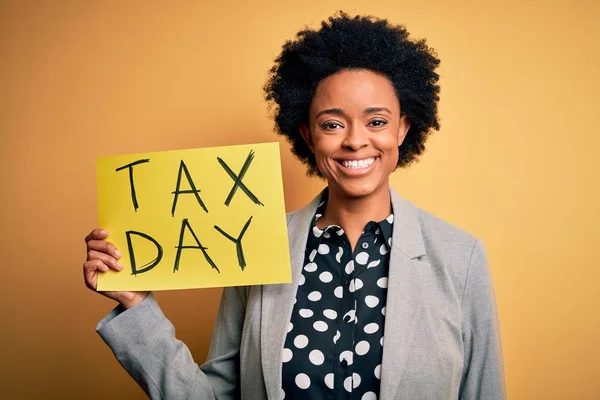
[335,156,379,176]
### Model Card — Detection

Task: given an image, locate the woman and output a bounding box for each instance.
[84,13,505,399]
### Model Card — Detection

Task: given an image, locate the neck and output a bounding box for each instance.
[317,183,392,250]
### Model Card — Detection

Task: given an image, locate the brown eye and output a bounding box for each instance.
[321,122,342,130]
[368,119,388,127]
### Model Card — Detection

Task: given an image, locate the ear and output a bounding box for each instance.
[397,115,411,145]
[299,124,315,153]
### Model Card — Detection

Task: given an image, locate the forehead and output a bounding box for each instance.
[310,69,400,113]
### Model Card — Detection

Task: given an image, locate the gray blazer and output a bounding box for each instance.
[97,188,505,399]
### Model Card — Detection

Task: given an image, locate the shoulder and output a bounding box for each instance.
[286,209,298,223]
[390,188,481,262]
[391,189,481,264]
[415,204,483,273]
[285,191,325,228]
[286,208,305,225]
[392,190,486,288]
[407,203,489,300]
[414,205,480,255]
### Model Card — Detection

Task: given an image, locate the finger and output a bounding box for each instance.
[84,259,109,274]
[83,264,96,290]
[83,260,108,291]
[87,249,123,271]
[85,229,109,243]
[87,239,122,259]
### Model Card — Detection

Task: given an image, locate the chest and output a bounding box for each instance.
[239,237,465,400]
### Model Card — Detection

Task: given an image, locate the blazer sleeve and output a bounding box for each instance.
[96,287,248,400]
[459,239,506,399]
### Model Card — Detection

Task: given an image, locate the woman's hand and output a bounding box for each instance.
[83,229,149,309]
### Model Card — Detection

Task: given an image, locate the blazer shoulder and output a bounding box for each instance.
[413,205,482,268]
[286,209,299,223]
[417,206,479,244]
[409,205,489,309]
[286,208,304,229]
[285,191,325,228]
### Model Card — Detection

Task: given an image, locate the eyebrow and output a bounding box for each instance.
[315,108,344,118]
[364,107,392,114]
[315,107,393,118]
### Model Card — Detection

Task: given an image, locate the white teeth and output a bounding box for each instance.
[342,158,375,169]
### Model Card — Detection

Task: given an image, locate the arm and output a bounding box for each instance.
[97,286,248,400]
[459,239,506,399]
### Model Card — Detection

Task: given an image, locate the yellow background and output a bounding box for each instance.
[96,143,291,290]
[1,0,598,398]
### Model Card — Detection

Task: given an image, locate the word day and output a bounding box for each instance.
[115,150,263,276]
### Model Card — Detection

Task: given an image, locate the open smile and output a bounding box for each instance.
[335,157,378,175]
[340,157,376,169]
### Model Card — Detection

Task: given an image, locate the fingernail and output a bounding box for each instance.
[117,262,123,270]
[100,229,108,236]
[114,249,121,258]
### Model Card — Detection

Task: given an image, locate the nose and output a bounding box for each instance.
[342,124,369,151]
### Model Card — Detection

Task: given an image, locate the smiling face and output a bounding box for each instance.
[300,69,411,200]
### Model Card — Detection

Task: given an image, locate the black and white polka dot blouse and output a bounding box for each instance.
[281,194,394,399]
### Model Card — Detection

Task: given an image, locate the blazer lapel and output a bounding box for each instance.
[379,189,428,400]
[260,191,324,399]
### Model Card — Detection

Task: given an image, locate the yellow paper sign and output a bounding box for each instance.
[96,142,291,291]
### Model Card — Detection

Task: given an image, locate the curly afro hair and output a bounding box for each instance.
[264,12,441,177]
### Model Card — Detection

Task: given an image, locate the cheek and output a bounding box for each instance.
[387,147,400,167]
[375,134,400,152]
[310,139,334,175]
[373,135,400,169]
[312,136,337,159]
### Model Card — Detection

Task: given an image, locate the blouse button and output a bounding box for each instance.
[340,359,348,368]
[343,315,352,323]
[361,242,368,249]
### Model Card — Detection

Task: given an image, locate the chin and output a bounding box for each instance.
[332,180,385,199]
